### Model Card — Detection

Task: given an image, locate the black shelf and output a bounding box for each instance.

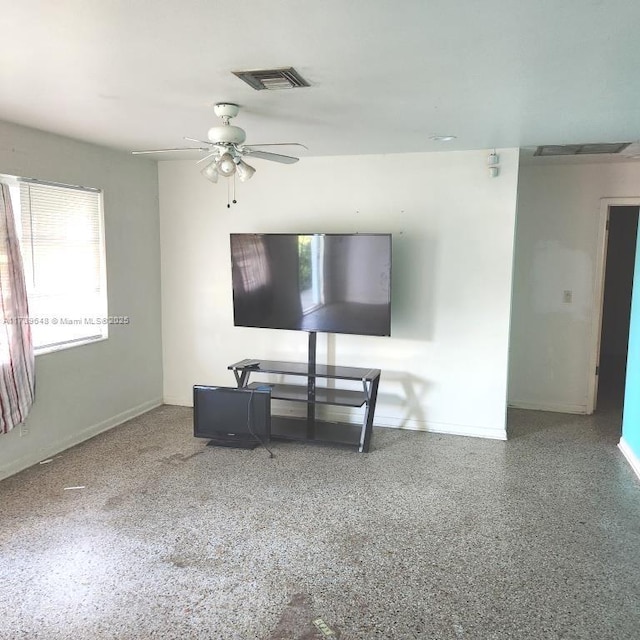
[229,358,380,382]
[229,346,380,453]
[270,416,364,448]
[246,382,366,407]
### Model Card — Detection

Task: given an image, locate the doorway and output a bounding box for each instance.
[596,205,639,412]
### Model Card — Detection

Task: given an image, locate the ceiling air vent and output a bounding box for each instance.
[232,67,310,91]
[534,142,631,157]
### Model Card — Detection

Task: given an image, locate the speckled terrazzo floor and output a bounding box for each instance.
[0,401,638,640]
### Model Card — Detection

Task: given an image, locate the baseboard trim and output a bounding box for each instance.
[372,416,507,440]
[508,400,588,414]
[618,438,640,481]
[0,397,163,481]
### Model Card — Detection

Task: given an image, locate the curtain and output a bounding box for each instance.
[0,183,35,433]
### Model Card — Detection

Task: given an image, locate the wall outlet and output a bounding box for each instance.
[20,423,29,437]
[563,290,573,303]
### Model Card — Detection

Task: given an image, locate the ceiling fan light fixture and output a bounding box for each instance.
[200,161,219,183]
[216,153,236,177]
[132,103,303,185]
[236,160,256,182]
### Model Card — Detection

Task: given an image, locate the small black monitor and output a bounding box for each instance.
[193,385,271,449]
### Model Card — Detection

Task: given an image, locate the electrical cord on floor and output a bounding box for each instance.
[247,389,274,458]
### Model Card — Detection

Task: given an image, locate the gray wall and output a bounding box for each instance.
[0,120,163,479]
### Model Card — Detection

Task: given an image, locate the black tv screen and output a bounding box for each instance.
[230,233,391,336]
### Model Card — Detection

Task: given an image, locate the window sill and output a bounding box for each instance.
[35,334,108,356]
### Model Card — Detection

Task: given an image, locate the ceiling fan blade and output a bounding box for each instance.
[184,136,213,146]
[242,149,299,164]
[196,152,219,165]
[244,143,308,150]
[132,147,210,155]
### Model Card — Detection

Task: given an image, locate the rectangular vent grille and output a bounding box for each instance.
[534,142,631,157]
[232,67,310,91]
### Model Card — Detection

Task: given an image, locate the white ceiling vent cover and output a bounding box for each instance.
[534,142,631,157]
[232,67,310,91]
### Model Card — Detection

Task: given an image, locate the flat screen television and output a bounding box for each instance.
[193,385,271,449]
[230,233,392,336]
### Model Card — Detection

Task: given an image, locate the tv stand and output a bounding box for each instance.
[228,334,380,453]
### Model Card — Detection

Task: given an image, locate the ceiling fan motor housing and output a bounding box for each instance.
[207,125,246,145]
[213,103,240,119]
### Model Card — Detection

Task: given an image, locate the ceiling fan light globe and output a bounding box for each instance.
[216,153,237,177]
[207,125,246,145]
[236,160,256,182]
[200,161,219,183]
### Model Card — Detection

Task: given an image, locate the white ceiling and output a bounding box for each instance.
[1,0,640,161]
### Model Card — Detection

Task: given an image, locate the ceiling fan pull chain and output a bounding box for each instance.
[226,174,238,208]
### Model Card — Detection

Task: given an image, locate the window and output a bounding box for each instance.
[8,178,107,353]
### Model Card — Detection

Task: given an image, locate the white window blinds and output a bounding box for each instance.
[19,180,107,351]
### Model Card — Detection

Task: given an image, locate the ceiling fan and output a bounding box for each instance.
[132,103,306,184]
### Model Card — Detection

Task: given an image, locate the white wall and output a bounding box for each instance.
[509,160,640,413]
[160,149,519,440]
[0,120,163,479]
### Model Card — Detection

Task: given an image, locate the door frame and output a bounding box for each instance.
[588,196,640,413]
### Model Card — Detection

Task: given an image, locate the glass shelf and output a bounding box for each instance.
[228,356,381,453]
[229,358,380,381]
[246,382,366,407]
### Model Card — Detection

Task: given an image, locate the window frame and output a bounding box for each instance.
[2,174,109,355]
